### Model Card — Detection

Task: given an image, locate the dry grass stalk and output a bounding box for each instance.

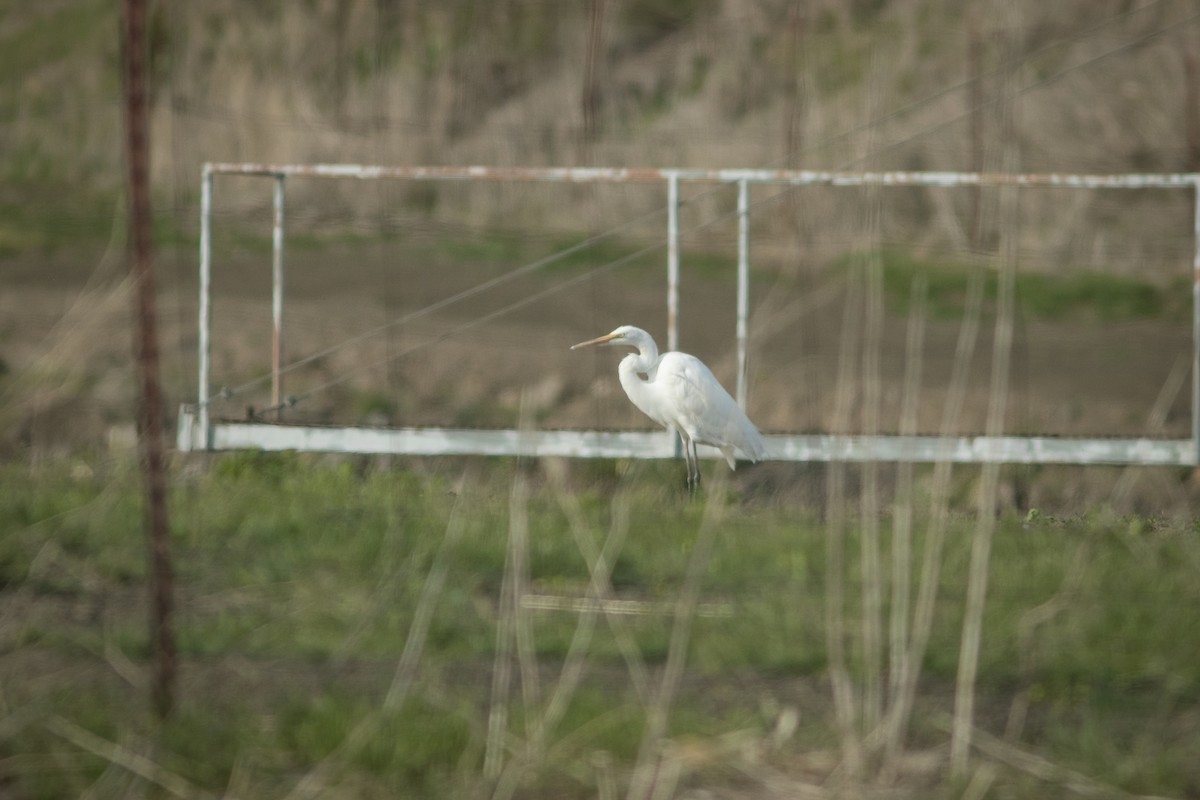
[491,451,640,800]
[880,168,992,761]
[594,750,618,800]
[482,451,544,786]
[857,56,889,740]
[508,466,543,758]
[824,259,863,777]
[484,516,516,781]
[859,206,885,737]
[288,476,473,800]
[961,763,1000,800]
[536,489,632,742]
[881,275,927,774]
[950,721,1178,800]
[45,715,211,800]
[951,22,1022,774]
[625,487,726,800]
[489,487,636,800]
[82,743,144,800]
[546,459,650,703]
[647,750,684,800]
[383,478,469,710]
[1110,353,1188,510]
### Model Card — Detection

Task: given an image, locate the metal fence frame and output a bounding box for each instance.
[177,163,1200,466]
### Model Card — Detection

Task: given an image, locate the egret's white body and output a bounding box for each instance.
[571,325,766,488]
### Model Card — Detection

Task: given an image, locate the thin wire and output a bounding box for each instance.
[252,239,671,417]
[214,210,667,405]
[255,172,828,417]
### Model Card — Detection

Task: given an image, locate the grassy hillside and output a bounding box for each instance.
[2,0,1199,272]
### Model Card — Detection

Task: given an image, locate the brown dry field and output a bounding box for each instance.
[3,240,1197,514]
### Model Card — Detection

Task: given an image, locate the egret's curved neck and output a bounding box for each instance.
[622,338,658,376]
[617,341,661,417]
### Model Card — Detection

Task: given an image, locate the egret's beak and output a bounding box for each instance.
[570,332,621,350]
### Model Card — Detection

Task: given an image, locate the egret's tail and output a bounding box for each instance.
[719,446,737,470]
[719,419,766,469]
[739,423,767,464]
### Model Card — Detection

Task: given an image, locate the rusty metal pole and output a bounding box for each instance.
[121,0,176,719]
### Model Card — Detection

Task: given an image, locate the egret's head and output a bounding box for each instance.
[570,325,647,351]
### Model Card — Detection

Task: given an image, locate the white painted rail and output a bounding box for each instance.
[176,408,1193,466]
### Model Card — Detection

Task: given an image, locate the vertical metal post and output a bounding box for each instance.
[736,179,750,410]
[122,0,175,719]
[272,174,286,420]
[666,172,680,353]
[1193,179,1200,465]
[198,165,212,443]
[667,172,682,459]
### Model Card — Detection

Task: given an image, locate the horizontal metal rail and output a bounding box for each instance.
[176,409,1193,466]
[204,161,1199,190]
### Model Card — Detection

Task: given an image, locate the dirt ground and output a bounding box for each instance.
[2,240,1196,514]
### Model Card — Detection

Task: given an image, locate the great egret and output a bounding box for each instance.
[571,325,766,490]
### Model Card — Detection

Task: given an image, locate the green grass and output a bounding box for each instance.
[837,248,1181,322]
[0,454,1197,797]
[0,194,120,258]
[258,222,737,283]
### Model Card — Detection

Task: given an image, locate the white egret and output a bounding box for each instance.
[571,325,766,490]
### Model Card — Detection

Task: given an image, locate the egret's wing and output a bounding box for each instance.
[655,353,766,461]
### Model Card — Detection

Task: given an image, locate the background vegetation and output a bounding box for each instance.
[4,0,1200,797]
[3,0,1200,267]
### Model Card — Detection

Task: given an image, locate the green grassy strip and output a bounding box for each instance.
[0,455,1197,796]
[837,248,1185,322]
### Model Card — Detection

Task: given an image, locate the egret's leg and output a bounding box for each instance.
[681,434,700,491]
[686,437,696,492]
[680,432,696,492]
[691,439,701,491]
[684,435,696,492]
